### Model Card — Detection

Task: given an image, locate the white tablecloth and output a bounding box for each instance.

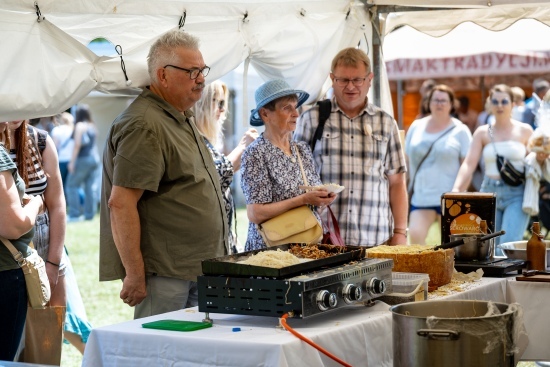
[82,301,393,367]
[507,279,550,361]
[82,277,548,366]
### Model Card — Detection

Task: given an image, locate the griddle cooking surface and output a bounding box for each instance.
[201,243,365,278]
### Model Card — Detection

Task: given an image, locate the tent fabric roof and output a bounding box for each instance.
[385,5,550,36]
[2,0,550,120]
[0,0,375,121]
[383,19,550,80]
[374,0,550,8]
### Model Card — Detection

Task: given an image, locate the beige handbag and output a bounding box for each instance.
[1,237,51,309]
[258,146,323,247]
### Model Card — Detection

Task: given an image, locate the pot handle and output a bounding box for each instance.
[417,329,460,340]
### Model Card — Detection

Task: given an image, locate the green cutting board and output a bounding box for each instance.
[142,319,213,332]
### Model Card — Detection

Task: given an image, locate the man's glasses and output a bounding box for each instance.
[491,99,510,106]
[164,65,210,79]
[431,99,450,105]
[333,77,368,87]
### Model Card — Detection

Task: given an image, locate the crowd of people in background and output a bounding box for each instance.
[409,77,550,248]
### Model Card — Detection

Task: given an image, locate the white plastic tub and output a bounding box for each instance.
[380,272,430,305]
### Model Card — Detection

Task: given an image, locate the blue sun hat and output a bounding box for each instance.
[249,79,310,126]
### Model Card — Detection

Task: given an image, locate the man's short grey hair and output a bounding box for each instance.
[147,29,200,84]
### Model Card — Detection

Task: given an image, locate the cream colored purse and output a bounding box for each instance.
[1,238,51,309]
[258,146,323,247]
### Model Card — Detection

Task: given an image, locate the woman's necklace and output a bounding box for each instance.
[288,143,297,163]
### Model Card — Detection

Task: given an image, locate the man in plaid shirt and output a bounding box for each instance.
[294,48,408,247]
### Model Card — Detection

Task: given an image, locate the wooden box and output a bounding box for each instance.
[441,192,496,245]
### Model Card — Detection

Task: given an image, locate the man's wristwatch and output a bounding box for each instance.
[393,228,409,236]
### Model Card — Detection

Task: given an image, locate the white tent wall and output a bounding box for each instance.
[0,0,381,122]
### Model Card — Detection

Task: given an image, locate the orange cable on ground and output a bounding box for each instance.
[280,314,353,367]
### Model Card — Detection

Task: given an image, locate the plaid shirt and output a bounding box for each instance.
[294,97,406,246]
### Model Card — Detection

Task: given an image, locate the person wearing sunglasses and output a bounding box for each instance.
[453,84,535,252]
[192,81,258,253]
[294,47,408,247]
[406,85,472,245]
[100,29,228,319]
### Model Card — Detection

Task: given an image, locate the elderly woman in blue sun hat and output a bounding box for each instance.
[241,79,337,251]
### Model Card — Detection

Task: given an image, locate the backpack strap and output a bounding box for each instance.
[310,99,332,152]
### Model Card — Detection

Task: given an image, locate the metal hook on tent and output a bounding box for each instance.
[34,2,45,22]
[115,45,132,86]
[242,11,249,23]
[179,10,186,30]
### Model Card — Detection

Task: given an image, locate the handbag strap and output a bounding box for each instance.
[0,237,25,265]
[488,122,501,156]
[294,144,309,186]
[326,206,344,245]
[409,124,456,191]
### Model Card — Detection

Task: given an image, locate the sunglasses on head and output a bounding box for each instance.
[491,99,510,106]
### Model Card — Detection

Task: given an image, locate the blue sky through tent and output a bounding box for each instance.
[88,38,117,57]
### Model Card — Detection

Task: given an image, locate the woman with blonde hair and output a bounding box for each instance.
[192,81,258,252]
[453,84,536,251]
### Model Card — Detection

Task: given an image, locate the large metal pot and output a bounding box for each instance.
[391,300,518,367]
[449,233,494,261]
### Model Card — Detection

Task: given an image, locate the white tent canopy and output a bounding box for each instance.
[385,5,550,36]
[2,1,550,121]
[0,0,376,121]
[383,19,550,80]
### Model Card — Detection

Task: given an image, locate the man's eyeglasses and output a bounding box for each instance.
[333,77,368,87]
[164,65,210,79]
[431,99,450,105]
[491,99,510,106]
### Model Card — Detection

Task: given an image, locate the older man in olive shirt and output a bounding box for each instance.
[99,30,227,319]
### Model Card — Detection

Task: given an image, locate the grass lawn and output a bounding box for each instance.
[60,211,537,367]
[61,217,133,367]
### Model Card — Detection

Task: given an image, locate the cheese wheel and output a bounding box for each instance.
[366,245,454,289]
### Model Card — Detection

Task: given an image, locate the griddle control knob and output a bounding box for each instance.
[316,290,338,311]
[343,284,362,304]
[367,278,387,295]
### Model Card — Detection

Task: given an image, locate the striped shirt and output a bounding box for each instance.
[294,97,406,247]
[9,126,48,195]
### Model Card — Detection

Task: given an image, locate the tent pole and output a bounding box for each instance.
[397,80,404,129]
[480,76,486,112]
[371,10,381,107]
